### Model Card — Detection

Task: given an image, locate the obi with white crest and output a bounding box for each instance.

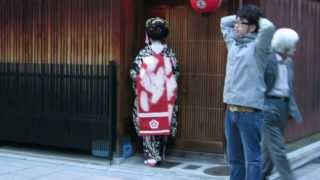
[136,53,177,135]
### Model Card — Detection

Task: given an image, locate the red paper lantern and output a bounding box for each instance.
[190,0,222,14]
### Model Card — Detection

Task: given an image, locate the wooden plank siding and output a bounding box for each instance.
[261,0,320,142]
[0,0,113,65]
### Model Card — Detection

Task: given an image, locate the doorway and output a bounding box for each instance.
[136,0,229,153]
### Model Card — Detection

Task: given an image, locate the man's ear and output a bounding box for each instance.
[249,25,257,33]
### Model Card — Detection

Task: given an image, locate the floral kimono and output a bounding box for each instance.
[130,44,179,162]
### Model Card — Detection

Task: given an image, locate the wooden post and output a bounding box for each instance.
[239,0,243,7]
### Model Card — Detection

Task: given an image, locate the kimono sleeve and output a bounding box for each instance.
[130,51,144,89]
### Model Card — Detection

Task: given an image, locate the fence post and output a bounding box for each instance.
[108,61,117,164]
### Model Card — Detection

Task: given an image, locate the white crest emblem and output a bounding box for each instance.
[149,119,160,129]
[196,0,207,9]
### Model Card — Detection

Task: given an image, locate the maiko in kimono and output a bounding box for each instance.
[130,17,179,167]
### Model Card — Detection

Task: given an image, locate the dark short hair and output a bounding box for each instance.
[236,5,263,32]
[146,19,169,41]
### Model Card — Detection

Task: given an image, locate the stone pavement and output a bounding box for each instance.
[0,141,319,180]
[294,157,320,180]
[0,146,228,180]
[269,141,320,180]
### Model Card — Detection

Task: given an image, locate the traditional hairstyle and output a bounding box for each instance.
[271,28,299,55]
[145,17,169,41]
[236,5,263,33]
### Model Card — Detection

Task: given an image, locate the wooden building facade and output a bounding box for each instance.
[0,0,319,154]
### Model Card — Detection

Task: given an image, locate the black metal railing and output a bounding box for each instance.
[0,62,116,160]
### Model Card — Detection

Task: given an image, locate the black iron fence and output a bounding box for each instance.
[0,62,116,159]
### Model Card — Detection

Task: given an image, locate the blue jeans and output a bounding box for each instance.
[225,110,263,180]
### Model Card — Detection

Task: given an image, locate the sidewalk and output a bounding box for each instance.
[269,140,320,180]
[0,145,227,180]
[294,157,320,180]
[0,140,319,180]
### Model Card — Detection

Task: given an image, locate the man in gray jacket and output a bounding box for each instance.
[261,28,302,180]
[220,5,275,180]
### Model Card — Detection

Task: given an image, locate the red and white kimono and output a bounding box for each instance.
[135,53,177,136]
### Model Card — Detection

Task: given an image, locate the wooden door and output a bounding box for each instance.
[166,5,228,153]
[142,1,229,153]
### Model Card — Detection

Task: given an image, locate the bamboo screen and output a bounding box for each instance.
[166,5,228,152]
[0,0,112,65]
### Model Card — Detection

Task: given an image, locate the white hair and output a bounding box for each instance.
[271,28,299,55]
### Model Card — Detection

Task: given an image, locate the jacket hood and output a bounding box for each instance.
[236,33,257,47]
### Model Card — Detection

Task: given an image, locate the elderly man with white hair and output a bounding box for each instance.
[261,28,303,180]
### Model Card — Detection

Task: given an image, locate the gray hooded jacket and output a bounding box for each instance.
[220,15,276,110]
